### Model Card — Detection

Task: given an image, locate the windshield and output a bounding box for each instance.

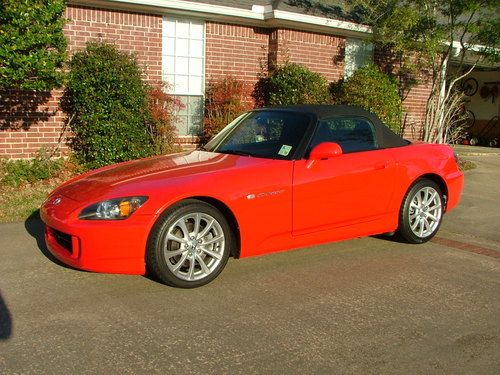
[204,111,312,160]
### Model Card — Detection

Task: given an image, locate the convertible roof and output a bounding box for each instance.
[256,105,410,148]
[259,104,381,120]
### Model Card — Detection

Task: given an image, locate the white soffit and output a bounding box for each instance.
[69,0,372,38]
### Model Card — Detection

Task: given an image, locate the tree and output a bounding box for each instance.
[0,0,68,91]
[287,0,500,143]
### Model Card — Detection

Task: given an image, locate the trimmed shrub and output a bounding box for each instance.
[332,65,403,133]
[204,76,253,140]
[254,63,331,106]
[65,42,154,169]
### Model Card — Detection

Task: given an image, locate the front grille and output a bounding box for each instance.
[51,228,73,254]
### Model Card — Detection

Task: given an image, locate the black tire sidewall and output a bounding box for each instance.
[146,199,233,288]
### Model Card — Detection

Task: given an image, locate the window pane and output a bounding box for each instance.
[164,74,175,90]
[190,22,204,39]
[164,19,176,36]
[164,56,175,73]
[189,116,203,135]
[190,39,204,57]
[176,21,190,38]
[175,57,189,75]
[188,76,203,95]
[175,75,189,93]
[189,57,203,75]
[188,96,204,115]
[176,38,189,56]
[176,116,188,135]
[174,95,204,136]
[164,37,175,56]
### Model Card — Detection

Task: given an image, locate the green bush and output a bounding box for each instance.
[332,65,403,133]
[254,63,331,106]
[0,0,67,90]
[65,42,154,169]
[1,152,63,187]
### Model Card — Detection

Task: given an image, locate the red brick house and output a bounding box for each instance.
[0,0,434,159]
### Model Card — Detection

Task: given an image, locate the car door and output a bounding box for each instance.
[292,116,398,236]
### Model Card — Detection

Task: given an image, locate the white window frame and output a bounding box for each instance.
[162,17,206,136]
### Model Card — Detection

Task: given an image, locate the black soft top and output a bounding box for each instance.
[255,105,410,149]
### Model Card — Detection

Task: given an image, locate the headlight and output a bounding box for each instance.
[79,196,148,220]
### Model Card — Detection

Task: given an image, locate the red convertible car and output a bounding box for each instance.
[41,105,464,288]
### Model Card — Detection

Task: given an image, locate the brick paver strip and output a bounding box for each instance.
[432,237,500,259]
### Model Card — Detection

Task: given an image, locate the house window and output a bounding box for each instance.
[162,17,205,136]
[344,38,373,78]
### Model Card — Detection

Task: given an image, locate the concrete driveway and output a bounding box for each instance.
[0,152,499,374]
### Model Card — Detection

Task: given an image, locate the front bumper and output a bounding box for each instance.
[40,195,153,275]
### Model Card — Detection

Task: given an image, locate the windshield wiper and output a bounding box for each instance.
[219,149,255,157]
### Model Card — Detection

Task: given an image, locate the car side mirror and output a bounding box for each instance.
[307,142,343,168]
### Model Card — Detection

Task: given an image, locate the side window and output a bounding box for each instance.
[310,117,377,153]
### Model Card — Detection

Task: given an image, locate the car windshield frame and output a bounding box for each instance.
[203,110,316,160]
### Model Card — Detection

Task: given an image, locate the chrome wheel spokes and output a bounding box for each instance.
[408,186,442,238]
[164,212,225,281]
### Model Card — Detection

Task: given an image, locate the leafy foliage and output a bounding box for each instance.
[146,84,183,154]
[65,42,154,169]
[1,150,63,187]
[0,0,68,90]
[254,63,331,106]
[332,65,402,133]
[204,77,253,140]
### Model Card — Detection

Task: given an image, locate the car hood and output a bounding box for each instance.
[55,151,268,202]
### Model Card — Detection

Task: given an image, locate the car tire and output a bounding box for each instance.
[397,179,444,244]
[146,199,233,288]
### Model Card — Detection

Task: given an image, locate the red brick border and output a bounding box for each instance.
[432,236,500,259]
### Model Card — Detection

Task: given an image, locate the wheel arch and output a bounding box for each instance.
[409,173,449,210]
[190,196,241,258]
[151,196,241,259]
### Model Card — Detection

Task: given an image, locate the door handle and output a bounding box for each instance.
[374,161,388,170]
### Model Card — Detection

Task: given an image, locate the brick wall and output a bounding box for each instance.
[0,5,162,159]
[205,22,269,90]
[401,81,433,139]
[205,24,345,105]
[272,29,345,82]
[375,48,433,139]
[65,6,162,82]
[0,89,67,159]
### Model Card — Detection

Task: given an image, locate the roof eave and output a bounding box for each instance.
[449,41,500,68]
[68,0,372,38]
